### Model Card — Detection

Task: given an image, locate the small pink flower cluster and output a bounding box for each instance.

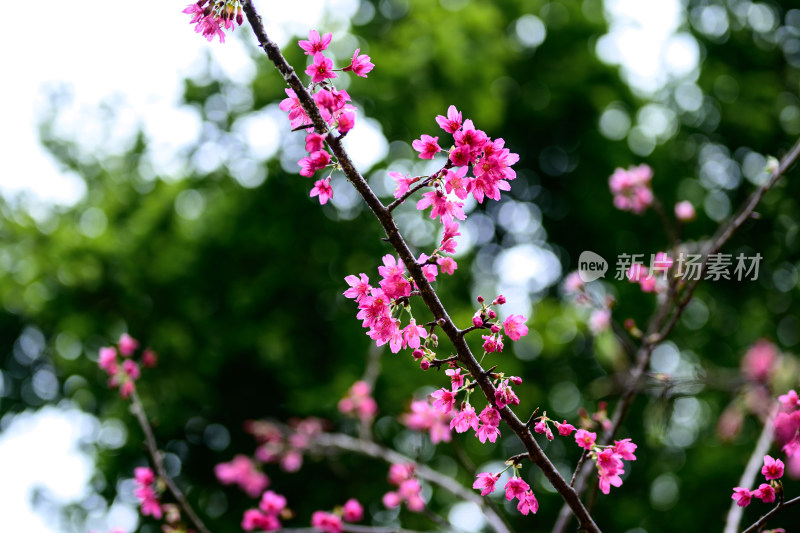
[278,30,374,204]
[134,467,162,519]
[533,416,576,441]
[472,295,529,353]
[248,418,325,473]
[404,106,519,205]
[473,472,539,515]
[338,380,378,421]
[741,339,779,383]
[97,334,157,398]
[343,255,436,355]
[732,455,785,507]
[608,164,654,214]
[242,490,288,531]
[574,431,638,494]
[215,454,270,498]
[401,399,452,444]
[310,498,363,533]
[775,390,800,469]
[626,252,672,294]
[383,464,424,512]
[182,0,243,43]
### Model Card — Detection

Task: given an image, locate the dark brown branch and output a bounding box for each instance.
[740,494,800,533]
[130,389,212,533]
[240,3,600,529]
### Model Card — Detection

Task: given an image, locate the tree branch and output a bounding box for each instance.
[130,389,212,533]
[240,2,600,530]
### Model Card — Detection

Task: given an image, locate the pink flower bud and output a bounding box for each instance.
[487,310,496,319]
[420,360,431,370]
[492,295,506,305]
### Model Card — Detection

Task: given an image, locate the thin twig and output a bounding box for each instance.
[282,526,429,533]
[130,389,212,533]
[723,405,778,533]
[740,494,800,533]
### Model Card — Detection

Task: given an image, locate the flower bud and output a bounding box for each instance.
[487,310,496,319]
[420,360,431,370]
[492,295,506,305]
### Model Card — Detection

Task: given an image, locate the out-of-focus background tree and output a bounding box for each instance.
[1,0,800,531]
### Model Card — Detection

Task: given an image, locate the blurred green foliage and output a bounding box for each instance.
[2,0,800,531]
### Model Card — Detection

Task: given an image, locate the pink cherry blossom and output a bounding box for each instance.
[310,177,333,205]
[343,273,372,301]
[342,498,364,522]
[436,105,463,134]
[613,438,637,461]
[342,49,374,77]
[494,380,518,408]
[416,190,466,223]
[450,405,479,433]
[516,490,539,515]
[753,483,776,503]
[338,111,356,134]
[402,319,427,349]
[306,53,338,84]
[761,455,784,480]
[503,315,528,341]
[742,339,778,383]
[98,346,117,374]
[589,309,611,334]
[390,171,418,199]
[242,509,281,531]
[609,164,654,214]
[437,256,457,275]
[504,477,530,501]
[575,429,597,450]
[298,30,332,55]
[779,390,799,410]
[118,333,139,357]
[444,166,470,200]
[555,420,576,436]
[473,472,500,495]
[259,491,287,515]
[431,388,456,414]
[534,420,554,441]
[731,487,752,507]
[311,511,343,533]
[412,134,442,159]
[446,368,464,390]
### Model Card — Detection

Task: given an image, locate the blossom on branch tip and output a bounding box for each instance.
[310,177,333,205]
[431,388,456,414]
[504,477,530,501]
[389,171,417,199]
[613,438,637,460]
[436,105,463,134]
[517,490,539,515]
[555,420,576,436]
[608,164,654,214]
[342,498,364,522]
[437,256,457,275]
[183,0,243,43]
[118,333,139,357]
[446,368,464,390]
[753,483,776,503]
[450,404,479,433]
[473,472,500,495]
[342,49,374,77]
[343,273,372,302]
[503,314,528,341]
[779,389,799,410]
[311,511,343,533]
[299,30,332,55]
[674,200,696,221]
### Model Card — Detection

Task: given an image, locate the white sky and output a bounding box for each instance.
[0,1,687,532]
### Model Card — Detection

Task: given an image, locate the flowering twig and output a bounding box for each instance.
[551,136,800,533]
[129,389,212,533]
[312,432,512,533]
[282,526,428,533]
[239,2,600,530]
[723,406,778,533]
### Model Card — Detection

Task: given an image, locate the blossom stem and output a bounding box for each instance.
[129,389,212,533]
[740,494,800,533]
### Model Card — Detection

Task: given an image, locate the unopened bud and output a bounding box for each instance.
[420,360,431,370]
[487,310,496,319]
[492,295,506,305]
[477,295,484,303]
[412,349,424,360]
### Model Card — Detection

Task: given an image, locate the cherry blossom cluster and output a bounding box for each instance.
[473,465,539,515]
[573,430,638,495]
[278,30,374,204]
[402,105,520,205]
[311,498,363,533]
[246,417,325,473]
[338,380,378,422]
[533,415,576,441]
[563,272,613,335]
[215,454,270,497]
[429,364,523,444]
[401,398,453,444]
[383,463,425,512]
[242,491,289,532]
[182,0,243,43]
[608,164,654,214]
[731,455,785,507]
[97,334,157,398]
[134,467,163,519]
